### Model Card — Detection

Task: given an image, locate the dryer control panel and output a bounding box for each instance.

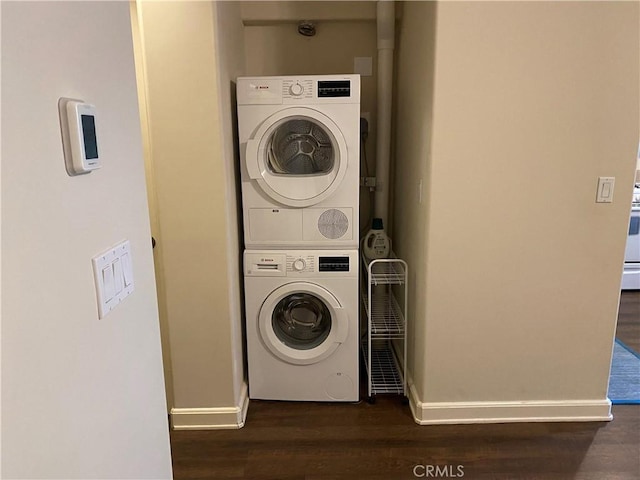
[244,250,357,277]
[237,75,360,105]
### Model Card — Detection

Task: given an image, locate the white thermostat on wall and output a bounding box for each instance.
[58,97,101,175]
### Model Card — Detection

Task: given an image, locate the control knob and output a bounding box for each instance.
[292,258,306,271]
[289,83,304,96]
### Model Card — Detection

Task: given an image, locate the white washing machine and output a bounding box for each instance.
[243,249,359,401]
[237,75,360,249]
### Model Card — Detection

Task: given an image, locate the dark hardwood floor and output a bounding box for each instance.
[171,292,640,480]
[617,291,640,352]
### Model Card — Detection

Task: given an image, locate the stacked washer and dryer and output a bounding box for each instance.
[237,75,361,401]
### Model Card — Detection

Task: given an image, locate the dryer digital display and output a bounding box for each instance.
[318,80,351,97]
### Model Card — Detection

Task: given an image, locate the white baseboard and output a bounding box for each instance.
[170,381,249,430]
[407,378,612,425]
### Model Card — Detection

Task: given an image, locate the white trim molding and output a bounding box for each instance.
[408,381,612,425]
[171,382,250,430]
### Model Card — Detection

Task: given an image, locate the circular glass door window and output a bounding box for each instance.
[272,293,332,350]
[266,118,335,176]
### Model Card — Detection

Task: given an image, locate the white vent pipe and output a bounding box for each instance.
[374,0,395,228]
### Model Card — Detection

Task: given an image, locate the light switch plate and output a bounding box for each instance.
[596,176,615,203]
[92,240,134,319]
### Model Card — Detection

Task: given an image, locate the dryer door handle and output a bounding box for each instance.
[333,307,349,344]
[245,139,262,180]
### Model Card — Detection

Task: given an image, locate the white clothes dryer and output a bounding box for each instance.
[243,249,359,401]
[237,75,360,249]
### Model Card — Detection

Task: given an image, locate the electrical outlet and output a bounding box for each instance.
[360,177,376,188]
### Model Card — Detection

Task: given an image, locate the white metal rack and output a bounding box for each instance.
[361,255,408,402]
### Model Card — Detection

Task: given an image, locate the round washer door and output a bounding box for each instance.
[245,107,349,208]
[258,282,349,365]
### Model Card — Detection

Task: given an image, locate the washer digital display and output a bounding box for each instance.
[319,256,350,272]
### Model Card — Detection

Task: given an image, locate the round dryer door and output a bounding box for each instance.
[245,107,349,208]
[258,282,349,365]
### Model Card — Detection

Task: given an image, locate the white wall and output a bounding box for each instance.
[130,0,175,411]
[133,0,248,429]
[212,0,248,408]
[394,1,639,424]
[1,2,172,478]
[392,0,437,405]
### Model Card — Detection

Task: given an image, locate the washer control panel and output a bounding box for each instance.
[244,251,357,277]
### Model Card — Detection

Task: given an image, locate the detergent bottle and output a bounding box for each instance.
[363,218,391,261]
